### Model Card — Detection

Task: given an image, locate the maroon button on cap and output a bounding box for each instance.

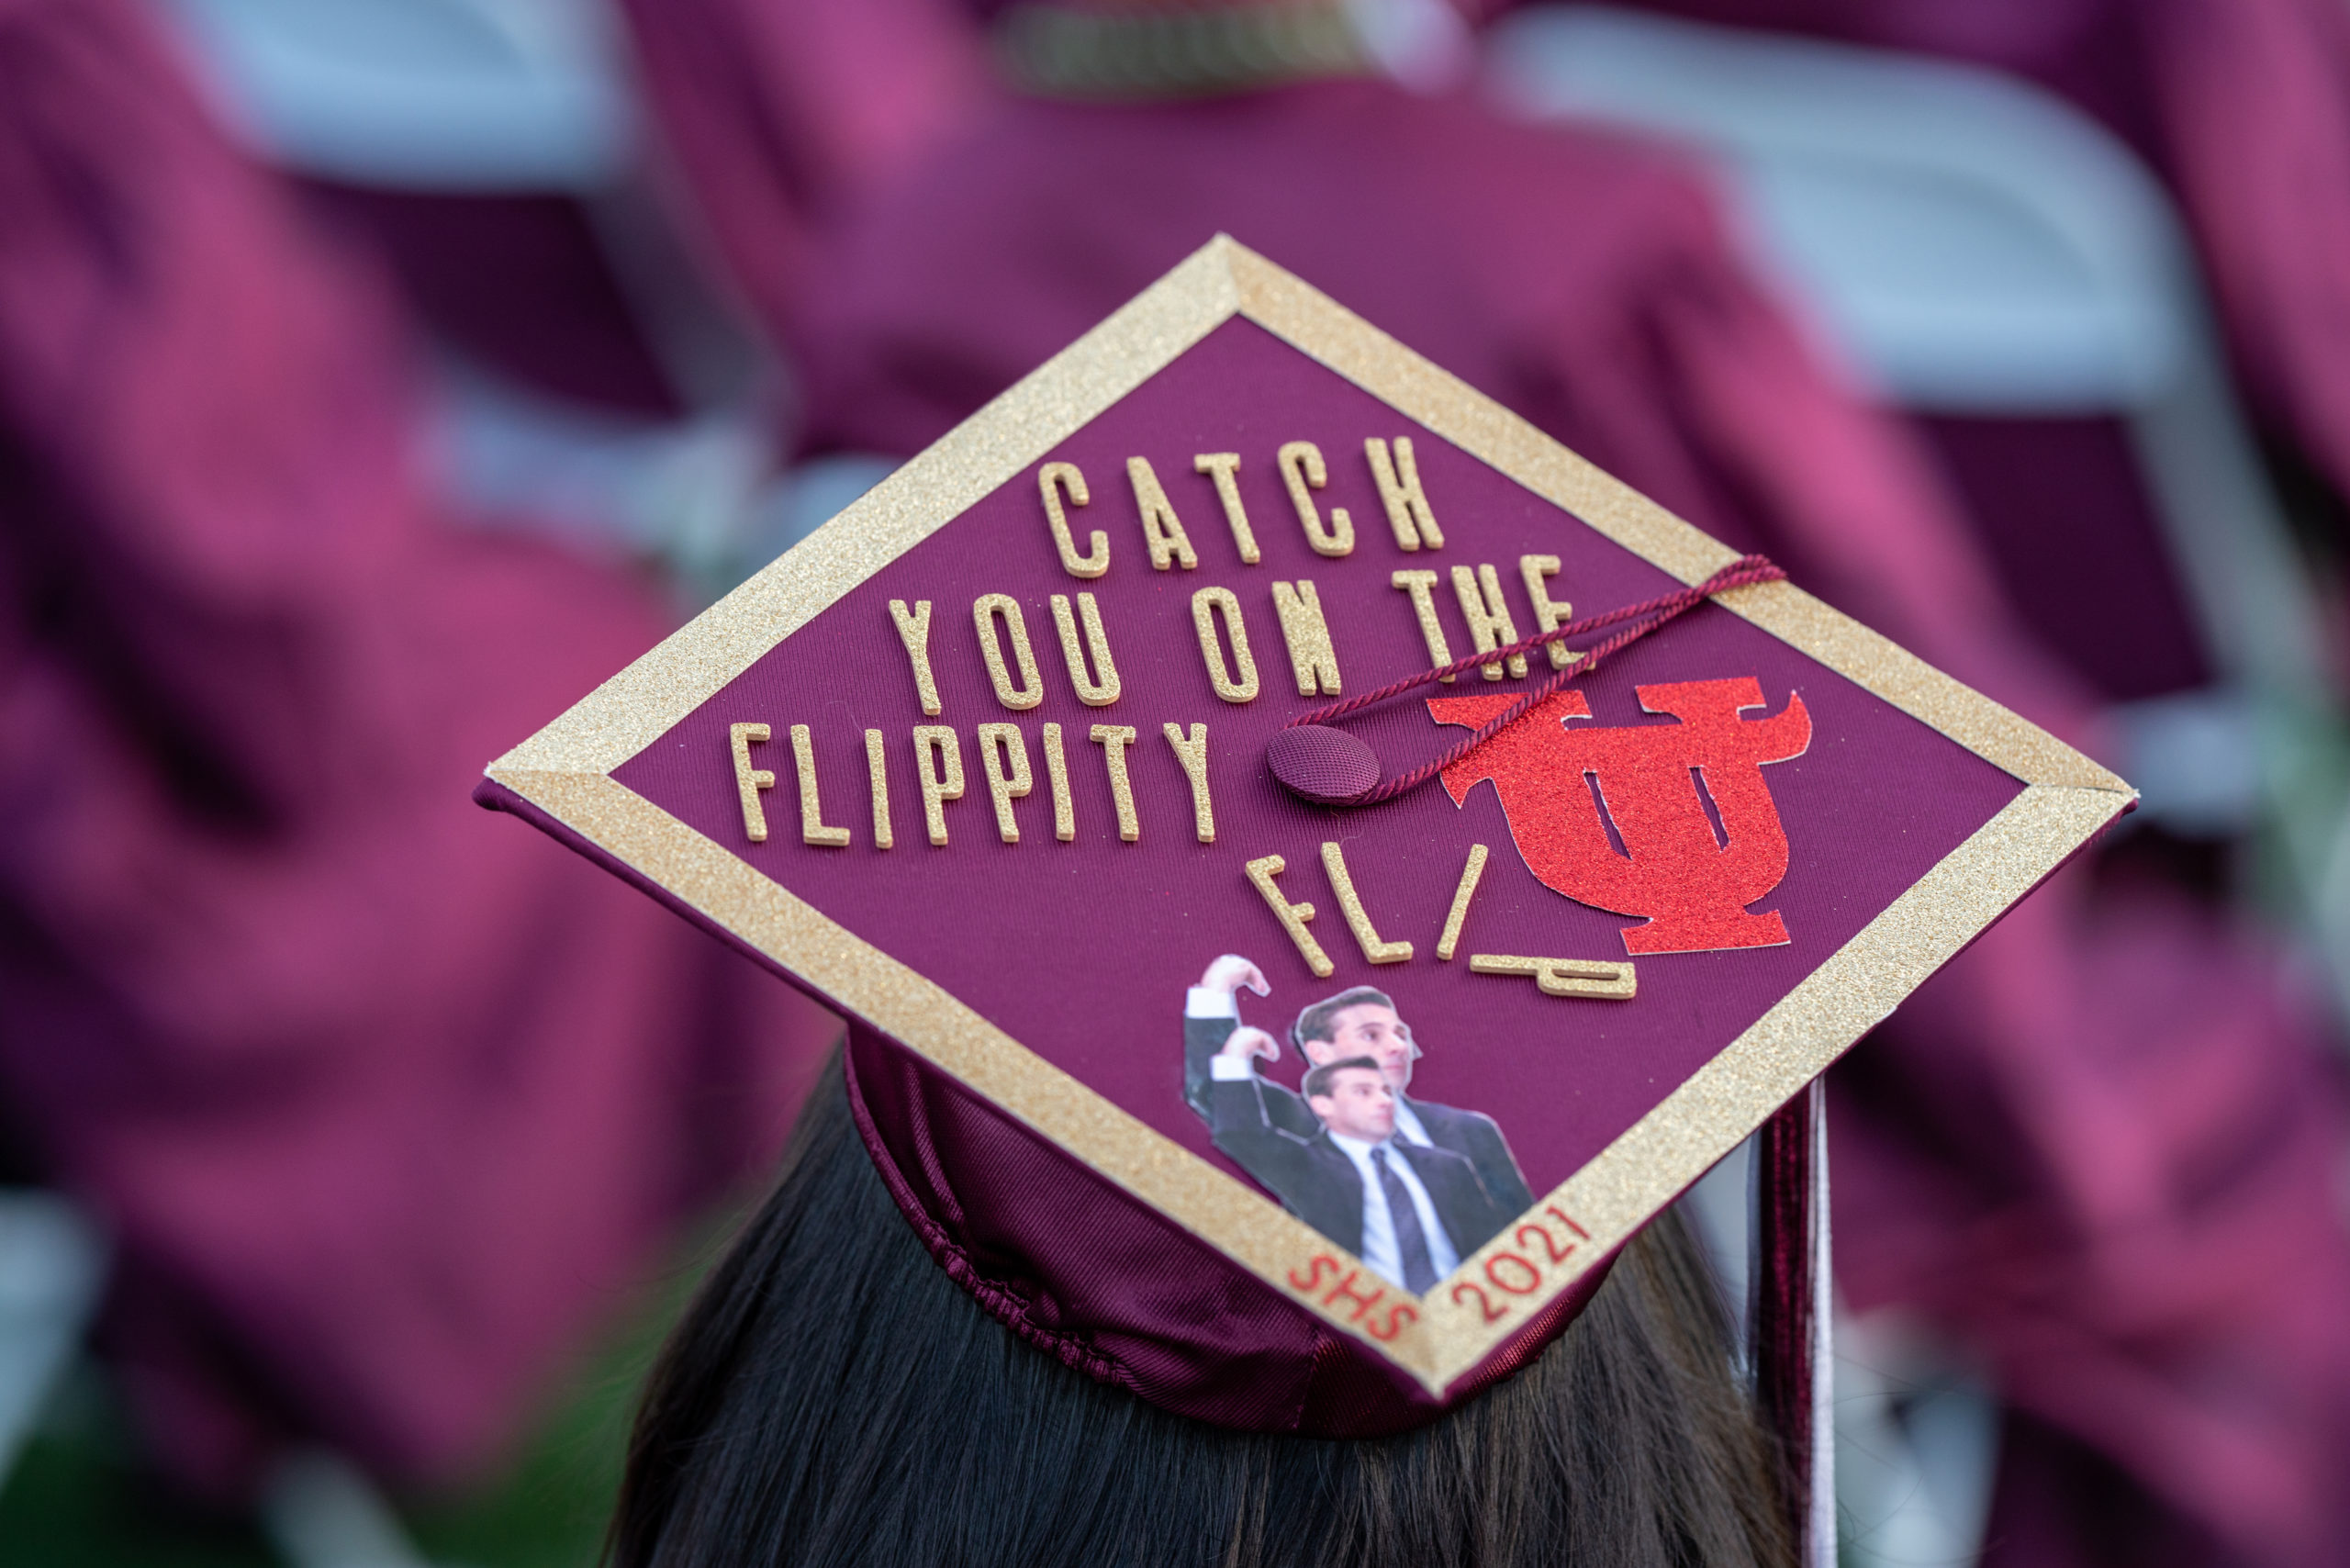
[1267,724,1381,804]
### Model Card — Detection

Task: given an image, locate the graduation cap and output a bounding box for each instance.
[476,238,2129,1554]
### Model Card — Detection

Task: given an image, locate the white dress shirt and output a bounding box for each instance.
[1326,1130,1462,1289]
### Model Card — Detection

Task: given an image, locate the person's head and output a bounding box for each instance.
[1302,1057,1394,1142]
[610,1055,1794,1568]
[1292,987,1419,1094]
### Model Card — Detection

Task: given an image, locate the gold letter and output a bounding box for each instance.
[1436,843,1489,960]
[1391,569,1455,682]
[865,728,894,850]
[1365,436,1444,551]
[1278,441,1353,557]
[1192,452,1259,565]
[1469,954,1637,1001]
[1270,579,1342,697]
[912,725,964,846]
[729,722,775,844]
[1163,722,1214,843]
[1048,591,1121,706]
[1127,456,1199,572]
[1452,563,1527,680]
[1321,842,1413,964]
[1090,723,1140,842]
[789,724,851,846]
[1246,855,1334,979]
[1520,554,1580,671]
[973,593,1045,711]
[1042,721,1075,841]
[976,722,1033,844]
[1040,461,1107,578]
[1190,586,1259,704]
[889,599,941,716]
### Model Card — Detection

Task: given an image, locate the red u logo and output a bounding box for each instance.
[1428,678,1811,955]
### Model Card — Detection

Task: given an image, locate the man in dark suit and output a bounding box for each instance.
[1203,1054,1510,1292]
[1183,954,1535,1218]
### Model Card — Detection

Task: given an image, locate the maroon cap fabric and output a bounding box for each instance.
[477,239,2130,1436]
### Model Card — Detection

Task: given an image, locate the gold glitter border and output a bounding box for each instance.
[486,237,2133,1394]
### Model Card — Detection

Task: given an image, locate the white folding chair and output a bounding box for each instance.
[147,0,791,599]
[0,1192,106,1489]
[152,0,631,190]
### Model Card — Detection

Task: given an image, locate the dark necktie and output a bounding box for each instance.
[1371,1146,1438,1294]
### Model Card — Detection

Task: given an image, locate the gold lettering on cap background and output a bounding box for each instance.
[912,726,965,846]
[1365,436,1444,552]
[729,722,775,843]
[1278,441,1353,558]
[1189,587,1259,704]
[889,599,942,716]
[1192,452,1259,565]
[1040,461,1108,578]
[790,724,851,847]
[973,594,1046,711]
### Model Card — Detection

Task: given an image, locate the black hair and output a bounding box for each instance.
[1292,985,1395,1049]
[1301,1055,1383,1101]
[609,1055,1794,1568]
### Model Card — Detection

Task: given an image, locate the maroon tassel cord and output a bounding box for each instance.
[1752,1081,1833,1566]
[1266,554,1787,807]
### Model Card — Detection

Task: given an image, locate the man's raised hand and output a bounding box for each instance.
[1199,954,1270,997]
[1216,1025,1281,1068]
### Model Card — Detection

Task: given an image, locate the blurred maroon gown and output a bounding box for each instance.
[0,0,834,1498]
[619,0,989,354]
[620,12,2350,1562]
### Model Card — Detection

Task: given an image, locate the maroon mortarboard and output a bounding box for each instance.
[476,238,2129,1559]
